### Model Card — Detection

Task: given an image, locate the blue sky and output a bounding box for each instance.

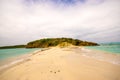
[25,0,86,4]
[0,0,120,46]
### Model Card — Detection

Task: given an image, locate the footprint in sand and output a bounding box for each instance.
[50,70,60,74]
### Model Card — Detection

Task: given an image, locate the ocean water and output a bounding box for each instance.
[78,43,120,65]
[86,44,120,54]
[0,48,40,60]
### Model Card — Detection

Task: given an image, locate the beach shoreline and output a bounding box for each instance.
[0,49,43,71]
[76,47,120,65]
[0,46,120,80]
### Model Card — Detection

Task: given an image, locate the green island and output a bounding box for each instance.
[0,38,99,49]
[26,38,99,48]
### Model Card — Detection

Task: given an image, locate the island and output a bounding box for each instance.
[0,38,99,49]
[26,37,99,48]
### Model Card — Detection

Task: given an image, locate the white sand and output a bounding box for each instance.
[0,47,120,80]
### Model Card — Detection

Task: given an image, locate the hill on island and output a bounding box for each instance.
[26,38,99,48]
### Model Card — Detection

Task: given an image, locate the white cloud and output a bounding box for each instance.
[0,0,120,46]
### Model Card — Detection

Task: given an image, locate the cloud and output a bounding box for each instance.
[0,0,120,46]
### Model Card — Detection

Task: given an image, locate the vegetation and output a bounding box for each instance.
[0,45,26,49]
[0,38,99,49]
[26,38,99,48]
[57,42,73,48]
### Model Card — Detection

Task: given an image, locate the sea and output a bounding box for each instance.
[86,42,120,54]
[83,42,120,65]
[0,48,41,60]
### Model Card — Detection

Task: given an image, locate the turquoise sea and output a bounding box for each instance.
[86,43,120,54]
[0,48,40,60]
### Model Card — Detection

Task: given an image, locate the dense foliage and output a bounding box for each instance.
[0,45,25,49]
[26,38,99,48]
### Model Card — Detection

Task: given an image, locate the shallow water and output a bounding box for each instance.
[75,47,120,65]
[86,44,120,54]
[0,48,40,60]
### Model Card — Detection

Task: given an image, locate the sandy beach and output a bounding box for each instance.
[0,47,120,80]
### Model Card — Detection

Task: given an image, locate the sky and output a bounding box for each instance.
[0,0,120,46]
